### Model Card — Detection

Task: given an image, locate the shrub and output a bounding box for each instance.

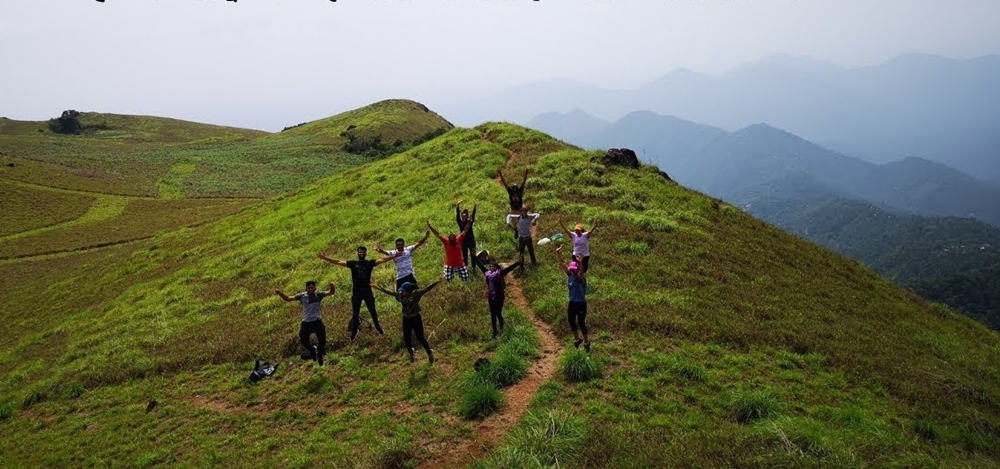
[47,110,82,134]
[480,348,528,388]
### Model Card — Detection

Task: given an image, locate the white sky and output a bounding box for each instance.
[2,0,999,131]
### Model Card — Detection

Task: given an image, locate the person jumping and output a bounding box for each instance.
[456,200,484,274]
[555,244,590,352]
[375,231,431,290]
[427,215,474,282]
[372,277,443,364]
[317,247,398,341]
[506,206,540,267]
[499,169,528,240]
[559,216,599,273]
[476,256,523,338]
[274,281,335,366]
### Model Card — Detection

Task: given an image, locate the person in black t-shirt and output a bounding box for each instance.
[455,200,484,274]
[498,169,529,239]
[318,246,398,341]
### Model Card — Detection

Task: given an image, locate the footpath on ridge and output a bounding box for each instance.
[416,131,565,468]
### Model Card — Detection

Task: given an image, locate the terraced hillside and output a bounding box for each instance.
[0,119,997,468]
[0,100,454,260]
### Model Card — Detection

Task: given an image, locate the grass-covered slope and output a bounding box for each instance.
[0,121,998,468]
[275,99,453,147]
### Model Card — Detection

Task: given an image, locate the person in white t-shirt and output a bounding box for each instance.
[559,217,599,273]
[375,231,431,289]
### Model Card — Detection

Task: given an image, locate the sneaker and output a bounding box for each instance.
[427,349,434,365]
[584,342,591,353]
[573,339,582,349]
[492,331,498,340]
[317,349,324,367]
[350,327,359,342]
[310,346,318,362]
[408,349,415,363]
[375,323,384,336]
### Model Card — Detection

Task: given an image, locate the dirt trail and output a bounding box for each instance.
[415,131,564,469]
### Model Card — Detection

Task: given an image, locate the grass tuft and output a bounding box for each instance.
[458,384,504,420]
[560,349,601,383]
[729,388,781,423]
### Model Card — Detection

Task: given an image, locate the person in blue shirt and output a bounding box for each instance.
[555,244,590,352]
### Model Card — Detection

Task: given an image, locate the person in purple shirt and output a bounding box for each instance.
[476,255,524,338]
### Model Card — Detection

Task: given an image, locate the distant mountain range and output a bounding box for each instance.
[451,53,1000,185]
[528,110,1000,330]
[529,110,1000,228]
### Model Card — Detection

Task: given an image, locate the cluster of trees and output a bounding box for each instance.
[47,110,83,134]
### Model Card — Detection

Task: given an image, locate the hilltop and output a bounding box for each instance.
[0,116,998,468]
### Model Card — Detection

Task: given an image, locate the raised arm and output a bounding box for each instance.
[317,252,348,267]
[589,217,600,235]
[427,220,441,238]
[375,250,401,265]
[274,289,297,302]
[558,217,571,236]
[414,230,431,249]
[374,242,389,256]
[472,202,478,220]
[499,260,524,276]
[370,283,393,296]
[415,277,444,297]
[554,244,567,271]
[455,201,463,226]
[459,208,476,238]
[323,282,336,296]
[498,170,510,190]
[520,169,529,188]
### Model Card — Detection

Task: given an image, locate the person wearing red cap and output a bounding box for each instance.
[555,244,590,352]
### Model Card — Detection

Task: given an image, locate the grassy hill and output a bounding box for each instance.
[0,100,453,260]
[0,120,998,468]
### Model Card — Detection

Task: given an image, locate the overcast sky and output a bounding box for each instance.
[2,0,999,131]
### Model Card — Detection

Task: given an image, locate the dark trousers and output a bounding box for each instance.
[567,301,588,334]
[462,242,483,273]
[518,236,537,264]
[350,288,381,334]
[403,314,432,355]
[299,319,327,358]
[395,274,418,290]
[488,297,506,335]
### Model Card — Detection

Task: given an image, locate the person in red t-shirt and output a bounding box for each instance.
[427,213,475,282]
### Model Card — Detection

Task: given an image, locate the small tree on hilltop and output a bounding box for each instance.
[47,110,82,135]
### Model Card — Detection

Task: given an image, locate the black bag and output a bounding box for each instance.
[248,358,277,383]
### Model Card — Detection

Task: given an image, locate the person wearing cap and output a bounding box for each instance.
[555,244,590,352]
[559,217,599,273]
[475,255,524,338]
[375,231,432,290]
[372,277,443,364]
[427,216,475,282]
[274,280,335,366]
[317,247,399,341]
[506,207,540,267]
[455,200,484,274]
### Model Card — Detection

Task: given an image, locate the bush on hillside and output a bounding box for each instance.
[47,110,82,134]
[560,349,601,382]
[729,389,781,423]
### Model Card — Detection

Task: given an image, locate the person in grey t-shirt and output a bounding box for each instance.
[275,281,335,366]
[506,206,540,267]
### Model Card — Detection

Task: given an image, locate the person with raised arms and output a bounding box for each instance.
[317,247,398,341]
[274,280,335,366]
[506,206,541,268]
[555,243,591,352]
[427,213,475,282]
[475,256,524,338]
[499,169,529,240]
[559,216,599,273]
[375,231,431,290]
[455,200,484,274]
[372,277,443,364]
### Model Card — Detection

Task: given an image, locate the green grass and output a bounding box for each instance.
[1,116,1000,468]
[0,180,96,236]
